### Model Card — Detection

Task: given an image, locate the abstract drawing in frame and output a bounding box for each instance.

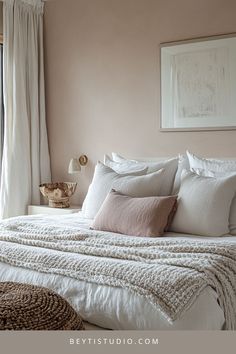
[160,34,236,131]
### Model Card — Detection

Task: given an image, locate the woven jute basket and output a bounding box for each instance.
[0,282,84,330]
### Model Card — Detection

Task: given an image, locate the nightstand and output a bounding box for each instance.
[28,205,81,215]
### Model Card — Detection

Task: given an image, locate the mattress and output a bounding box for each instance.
[0,212,233,330]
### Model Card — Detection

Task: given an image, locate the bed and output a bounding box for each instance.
[0,152,236,330]
[0,212,234,330]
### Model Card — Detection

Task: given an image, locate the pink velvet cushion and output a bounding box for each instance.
[91,190,178,237]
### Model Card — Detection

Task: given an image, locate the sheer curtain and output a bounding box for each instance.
[0,44,3,179]
[0,0,51,218]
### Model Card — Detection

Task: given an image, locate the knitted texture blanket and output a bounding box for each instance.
[0,216,235,329]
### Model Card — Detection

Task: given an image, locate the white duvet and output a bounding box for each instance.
[0,212,230,330]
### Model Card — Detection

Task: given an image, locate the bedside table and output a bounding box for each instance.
[28,205,81,215]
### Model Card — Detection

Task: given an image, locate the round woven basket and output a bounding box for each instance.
[0,282,84,330]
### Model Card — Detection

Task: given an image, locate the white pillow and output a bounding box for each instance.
[82,162,165,219]
[187,151,236,173]
[187,151,236,235]
[112,152,136,163]
[104,155,148,175]
[172,154,190,194]
[109,153,178,195]
[191,167,230,178]
[170,170,236,236]
[110,153,175,173]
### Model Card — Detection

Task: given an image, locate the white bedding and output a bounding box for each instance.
[0,212,232,330]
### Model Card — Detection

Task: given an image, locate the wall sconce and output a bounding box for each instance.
[68,155,88,174]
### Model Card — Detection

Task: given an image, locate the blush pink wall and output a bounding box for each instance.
[44,0,236,204]
[0,2,3,34]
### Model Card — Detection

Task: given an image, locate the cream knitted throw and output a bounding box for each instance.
[0,217,235,329]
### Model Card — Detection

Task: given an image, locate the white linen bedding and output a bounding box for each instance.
[0,212,233,330]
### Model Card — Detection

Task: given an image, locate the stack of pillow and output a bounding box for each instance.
[172,151,236,237]
[81,151,236,238]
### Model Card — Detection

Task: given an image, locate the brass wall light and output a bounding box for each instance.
[68,155,88,174]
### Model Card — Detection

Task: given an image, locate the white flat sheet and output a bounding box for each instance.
[0,212,232,330]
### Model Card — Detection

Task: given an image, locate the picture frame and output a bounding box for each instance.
[160,33,236,131]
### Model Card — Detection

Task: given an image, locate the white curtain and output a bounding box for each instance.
[0,0,51,218]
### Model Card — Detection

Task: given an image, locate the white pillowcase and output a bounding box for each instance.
[104,155,148,175]
[170,170,236,236]
[187,151,236,235]
[82,162,165,219]
[110,152,172,174]
[112,152,136,163]
[172,154,190,194]
[108,153,178,195]
[187,150,236,173]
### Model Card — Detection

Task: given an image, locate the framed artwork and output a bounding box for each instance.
[160,33,236,131]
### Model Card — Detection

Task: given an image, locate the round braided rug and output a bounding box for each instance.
[0,282,84,330]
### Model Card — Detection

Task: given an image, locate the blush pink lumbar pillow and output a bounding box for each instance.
[91,190,178,237]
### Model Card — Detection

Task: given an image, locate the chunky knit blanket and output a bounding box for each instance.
[0,216,235,329]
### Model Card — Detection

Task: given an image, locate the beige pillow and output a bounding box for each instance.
[82,162,165,219]
[170,170,236,236]
[91,190,178,237]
